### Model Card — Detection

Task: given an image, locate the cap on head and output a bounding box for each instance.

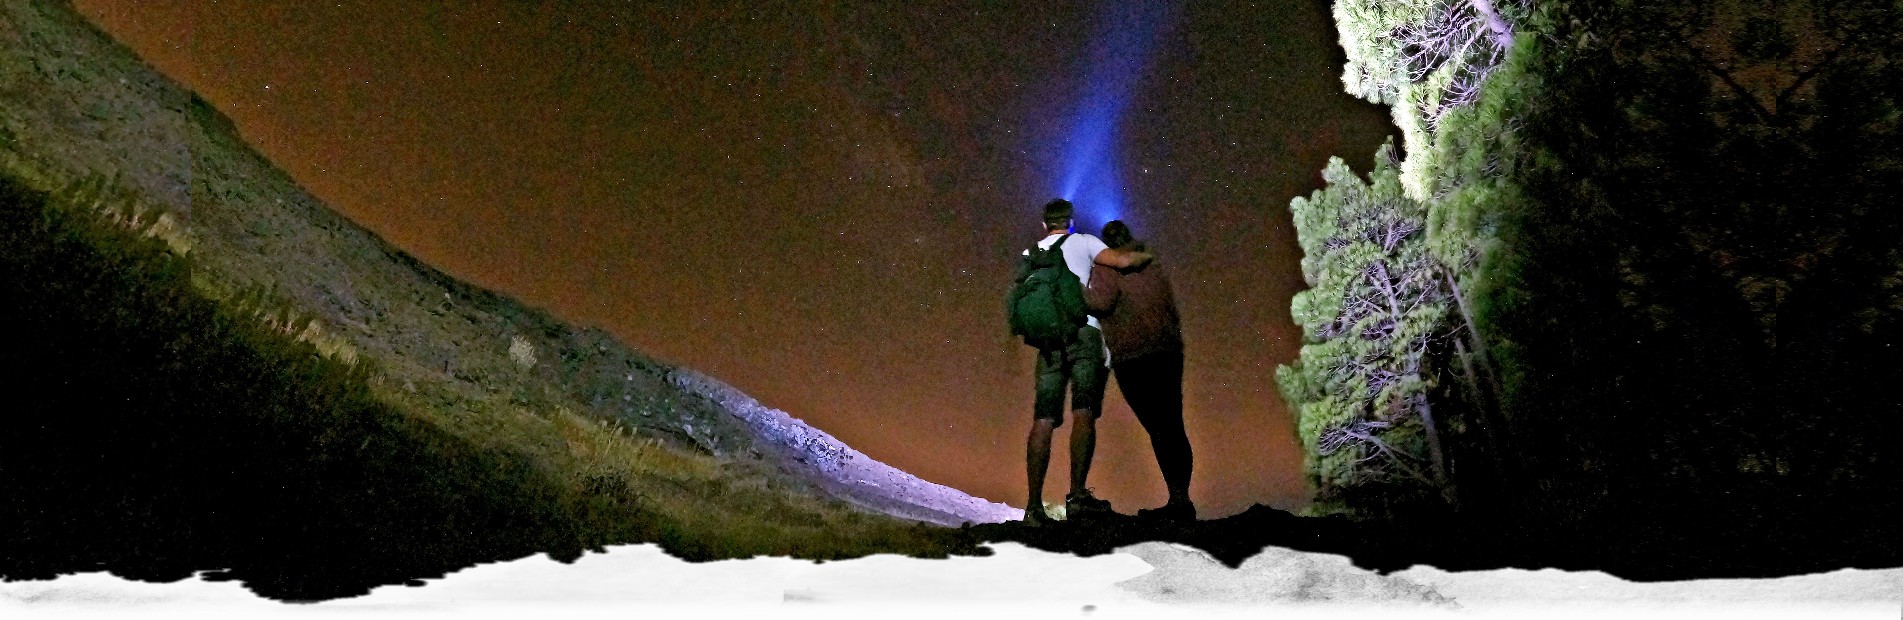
[1042,199,1074,231]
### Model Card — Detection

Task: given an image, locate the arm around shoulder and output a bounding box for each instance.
[1093,247,1153,270]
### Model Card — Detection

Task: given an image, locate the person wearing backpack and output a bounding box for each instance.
[1083,220,1194,523]
[1007,199,1151,525]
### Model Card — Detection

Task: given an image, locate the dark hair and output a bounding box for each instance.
[1042,199,1074,230]
[1101,220,1135,249]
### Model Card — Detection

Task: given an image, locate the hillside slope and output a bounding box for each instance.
[0,0,1013,527]
[0,0,1013,597]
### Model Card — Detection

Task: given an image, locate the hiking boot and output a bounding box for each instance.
[1065,489,1114,519]
[1136,500,1196,523]
[1022,506,1059,527]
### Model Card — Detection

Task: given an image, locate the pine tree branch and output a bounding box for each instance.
[1443,269,1505,414]
[1773,44,1847,118]
[1345,426,1437,487]
[1471,0,1513,49]
[1682,43,1778,125]
[1372,260,1403,319]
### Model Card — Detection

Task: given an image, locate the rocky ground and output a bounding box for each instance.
[966,502,1903,585]
[969,505,1427,571]
[667,368,1020,526]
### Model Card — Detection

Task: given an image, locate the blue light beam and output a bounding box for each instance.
[1054,1,1177,232]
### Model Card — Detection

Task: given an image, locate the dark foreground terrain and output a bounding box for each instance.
[967,503,1903,583]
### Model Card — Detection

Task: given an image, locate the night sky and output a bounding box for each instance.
[74,0,1393,517]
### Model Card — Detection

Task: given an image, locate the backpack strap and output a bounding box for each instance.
[1029,234,1072,259]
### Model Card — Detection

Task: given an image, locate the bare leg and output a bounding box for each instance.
[1026,417,1058,512]
[1068,409,1096,494]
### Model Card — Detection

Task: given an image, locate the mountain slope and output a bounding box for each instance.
[0,0,1013,598]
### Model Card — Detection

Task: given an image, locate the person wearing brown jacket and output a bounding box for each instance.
[1084,220,1194,521]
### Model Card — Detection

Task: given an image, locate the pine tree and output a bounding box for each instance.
[1277,141,1456,516]
[1334,0,1524,196]
[1291,0,1903,564]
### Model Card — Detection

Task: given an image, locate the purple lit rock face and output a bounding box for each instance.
[669,367,1019,525]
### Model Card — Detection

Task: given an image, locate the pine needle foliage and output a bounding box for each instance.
[1294,0,1903,568]
[1279,141,1457,517]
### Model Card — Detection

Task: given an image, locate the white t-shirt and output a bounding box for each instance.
[1023,233,1113,365]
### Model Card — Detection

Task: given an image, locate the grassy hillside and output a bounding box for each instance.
[0,167,979,601]
[0,0,1016,527]
[0,0,993,600]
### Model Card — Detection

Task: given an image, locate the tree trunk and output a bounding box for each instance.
[1419,397,1448,485]
[1444,270,1504,413]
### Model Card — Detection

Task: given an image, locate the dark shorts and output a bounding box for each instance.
[1033,325,1106,426]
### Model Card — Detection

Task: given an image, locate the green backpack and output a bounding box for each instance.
[1007,234,1088,348]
